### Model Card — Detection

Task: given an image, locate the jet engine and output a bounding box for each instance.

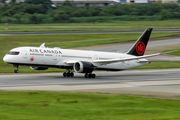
[30,66,49,70]
[73,61,94,73]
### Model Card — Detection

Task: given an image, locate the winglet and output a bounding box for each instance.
[127,28,153,56]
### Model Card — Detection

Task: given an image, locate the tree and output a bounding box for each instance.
[160,10,172,20]
[0,0,6,4]
[53,11,70,22]
[24,0,52,9]
[62,0,75,7]
[29,14,45,24]
[13,13,21,23]
[29,14,38,23]
[10,0,16,4]
[24,4,45,14]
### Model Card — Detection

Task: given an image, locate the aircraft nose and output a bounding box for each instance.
[3,55,8,62]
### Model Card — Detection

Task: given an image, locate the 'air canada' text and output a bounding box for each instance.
[30,49,62,54]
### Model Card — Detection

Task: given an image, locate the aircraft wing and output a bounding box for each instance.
[64,51,179,65]
[93,50,178,64]
[92,53,161,64]
[63,53,160,65]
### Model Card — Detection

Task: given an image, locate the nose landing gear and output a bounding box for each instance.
[13,64,19,73]
[14,69,19,73]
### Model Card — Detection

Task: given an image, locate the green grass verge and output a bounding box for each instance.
[0,91,180,120]
[0,20,180,32]
[138,62,180,69]
[1,32,180,73]
[164,49,180,56]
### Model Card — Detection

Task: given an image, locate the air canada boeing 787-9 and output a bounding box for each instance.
[3,28,174,78]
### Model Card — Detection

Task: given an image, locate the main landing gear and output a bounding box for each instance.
[63,70,74,77]
[13,64,19,73]
[63,70,96,78]
[85,73,96,78]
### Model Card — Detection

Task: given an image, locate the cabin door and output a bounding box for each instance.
[54,54,58,60]
[22,50,27,58]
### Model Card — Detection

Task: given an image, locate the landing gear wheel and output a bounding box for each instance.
[13,64,19,73]
[63,72,67,77]
[67,72,70,77]
[85,73,88,78]
[14,69,19,73]
[92,74,96,78]
[70,72,74,77]
[85,73,96,78]
[63,71,74,78]
[88,74,92,78]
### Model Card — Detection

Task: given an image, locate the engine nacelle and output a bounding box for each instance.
[73,61,94,73]
[30,66,49,70]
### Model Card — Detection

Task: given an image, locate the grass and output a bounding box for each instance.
[164,49,180,56]
[0,20,180,32]
[138,62,180,69]
[1,32,180,73]
[0,91,180,120]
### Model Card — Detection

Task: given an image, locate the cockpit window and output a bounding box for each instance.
[7,51,20,55]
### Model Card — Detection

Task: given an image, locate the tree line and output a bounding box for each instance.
[0,0,180,24]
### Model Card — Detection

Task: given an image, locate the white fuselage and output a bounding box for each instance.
[3,46,149,71]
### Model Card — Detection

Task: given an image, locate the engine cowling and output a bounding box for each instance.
[30,66,49,70]
[73,61,94,73]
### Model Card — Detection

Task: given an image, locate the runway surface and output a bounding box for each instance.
[1,69,180,99]
[0,29,180,36]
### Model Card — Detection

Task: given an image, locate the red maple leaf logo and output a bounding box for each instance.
[136,42,145,55]
[30,57,34,62]
[138,44,144,51]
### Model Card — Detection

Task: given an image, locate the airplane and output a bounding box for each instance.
[3,28,172,78]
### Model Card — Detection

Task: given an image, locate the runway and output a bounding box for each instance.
[1,69,180,98]
[92,38,180,52]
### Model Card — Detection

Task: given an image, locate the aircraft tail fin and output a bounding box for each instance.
[127,28,153,56]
